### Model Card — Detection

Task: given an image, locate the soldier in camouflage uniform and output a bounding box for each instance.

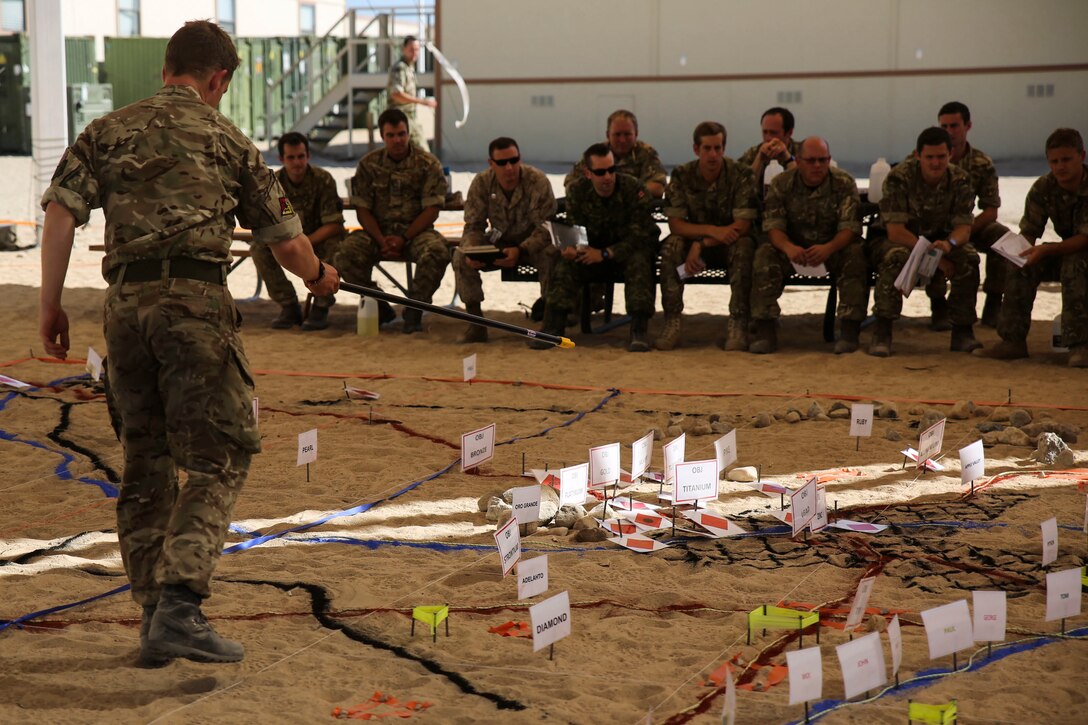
[38,21,339,665]
[251,132,345,331]
[925,101,1010,329]
[975,127,1088,367]
[531,143,659,352]
[564,109,667,198]
[736,107,801,189]
[751,137,867,354]
[657,121,757,351]
[337,108,449,333]
[387,36,436,150]
[871,126,980,356]
[453,137,557,343]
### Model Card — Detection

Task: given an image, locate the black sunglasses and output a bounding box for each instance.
[588,165,618,177]
[491,156,520,167]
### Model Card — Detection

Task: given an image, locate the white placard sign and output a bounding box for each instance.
[558,462,589,507]
[493,515,521,577]
[849,403,874,437]
[86,347,103,381]
[714,429,738,471]
[530,590,571,652]
[1046,567,1083,621]
[972,590,1007,643]
[835,631,887,700]
[663,434,686,486]
[887,614,903,676]
[920,600,973,659]
[844,575,876,631]
[251,397,259,424]
[516,555,548,600]
[790,477,818,536]
[917,418,947,467]
[811,486,829,533]
[461,423,496,471]
[723,663,736,725]
[296,428,317,466]
[959,440,985,485]
[786,645,823,705]
[674,459,719,503]
[463,353,477,382]
[630,431,654,480]
[511,484,541,526]
[0,374,31,389]
[588,442,621,487]
[1041,517,1058,566]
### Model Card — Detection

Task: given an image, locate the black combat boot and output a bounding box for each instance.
[835,319,861,354]
[402,308,423,334]
[145,584,244,664]
[950,324,982,352]
[137,604,172,668]
[529,307,568,350]
[627,316,650,352]
[301,305,330,331]
[271,302,302,329]
[929,297,952,332]
[748,320,777,354]
[457,302,488,343]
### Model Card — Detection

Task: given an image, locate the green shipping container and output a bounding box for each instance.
[102,37,169,109]
[65,37,98,85]
[0,34,30,154]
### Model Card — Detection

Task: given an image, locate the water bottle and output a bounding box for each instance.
[357,296,379,337]
[1051,314,1068,352]
[868,157,891,204]
[763,159,783,197]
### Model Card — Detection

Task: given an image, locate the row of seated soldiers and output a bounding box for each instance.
[254,106,1087,366]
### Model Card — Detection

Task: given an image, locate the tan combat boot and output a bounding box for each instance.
[834,319,861,354]
[457,303,488,343]
[973,339,1028,360]
[748,320,777,354]
[1069,345,1087,368]
[724,317,749,352]
[868,318,893,357]
[950,324,982,353]
[654,314,683,351]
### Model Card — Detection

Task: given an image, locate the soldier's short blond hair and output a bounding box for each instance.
[1045,128,1084,154]
[164,21,240,80]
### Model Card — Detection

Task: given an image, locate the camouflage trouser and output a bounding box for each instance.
[751,240,868,321]
[250,236,343,309]
[337,228,450,304]
[998,250,1088,347]
[867,237,979,324]
[452,244,558,305]
[545,249,656,317]
[865,237,909,320]
[403,108,429,151]
[104,276,259,606]
[926,221,1010,301]
[658,234,755,317]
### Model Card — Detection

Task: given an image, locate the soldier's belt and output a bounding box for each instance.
[108,258,228,285]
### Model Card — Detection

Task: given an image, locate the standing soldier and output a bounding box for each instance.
[38,21,339,665]
[387,35,436,150]
[751,137,868,354]
[253,132,345,331]
[532,143,659,352]
[657,121,757,351]
[453,136,557,343]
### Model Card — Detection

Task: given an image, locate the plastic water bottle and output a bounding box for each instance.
[1051,314,1068,352]
[868,157,891,203]
[763,159,784,197]
[357,296,379,337]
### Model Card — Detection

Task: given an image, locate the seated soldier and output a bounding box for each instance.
[869,126,981,356]
[531,143,659,352]
[975,127,1088,367]
[736,106,801,185]
[337,108,449,333]
[751,137,868,354]
[252,132,345,331]
[453,136,558,343]
[564,109,667,198]
[656,121,757,351]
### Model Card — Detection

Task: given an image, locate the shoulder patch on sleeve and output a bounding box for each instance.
[279,197,295,217]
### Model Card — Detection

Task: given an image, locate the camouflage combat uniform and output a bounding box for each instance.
[251,164,344,310]
[873,158,978,323]
[563,141,667,194]
[454,163,558,304]
[753,166,867,321]
[388,56,427,149]
[997,164,1088,347]
[659,158,758,318]
[337,144,449,305]
[737,138,803,172]
[41,84,301,606]
[545,174,659,317]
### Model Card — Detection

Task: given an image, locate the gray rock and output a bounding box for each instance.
[921,410,943,429]
[729,466,759,482]
[691,420,714,436]
[974,405,993,418]
[549,527,569,537]
[884,429,902,441]
[652,427,665,441]
[754,412,773,428]
[1056,448,1076,468]
[486,497,512,523]
[907,405,925,416]
[997,427,1032,447]
[814,413,831,422]
[828,407,850,419]
[478,491,502,512]
[666,425,683,438]
[785,411,802,424]
[502,483,560,523]
[553,504,586,528]
[1033,432,1071,465]
[1009,408,1032,428]
[709,413,721,423]
[668,414,686,428]
[991,407,1011,422]
[807,402,825,419]
[520,521,540,536]
[1021,421,1079,444]
[574,527,610,543]
[711,421,730,434]
[573,515,598,530]
[773,411,788,421]
[829,401,850,413]
[496,509,513,528]
[981,431,1001,446]
[587,503,620,519]
[948,400,972,420]
[878,402,900,420]
[977,421,1005,434]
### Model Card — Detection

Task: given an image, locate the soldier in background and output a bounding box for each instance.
[252,132,345,331]
[387,35,436,150]
[736,107,801,185]
[532,143,659,352]
[975,127,1088,367]
[656,121,757,351]
[453,136,557,343]
[564,109,667,198]
[926,101,1010,329]
[38,21,339,665]
[337,109,449,334]
[871,126,980,356]
[751,137,867,354]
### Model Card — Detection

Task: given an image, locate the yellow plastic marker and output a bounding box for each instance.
[908,698,957,725]
[747,604,820,647]
[558,337,576,349]
[411,605,450,643]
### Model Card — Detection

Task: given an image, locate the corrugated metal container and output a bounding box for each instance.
[103,37,169,109]
[65,37,98,85]
[0,34,30,154]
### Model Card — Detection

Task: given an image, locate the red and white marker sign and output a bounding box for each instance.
[631,430,654,480]
[786,645,823,705]
[493,515,521,577]
[920,599,973,659]
[836,631,887,700]
[589,442,621,488]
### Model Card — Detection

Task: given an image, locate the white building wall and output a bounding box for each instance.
[437,0,1088,166]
